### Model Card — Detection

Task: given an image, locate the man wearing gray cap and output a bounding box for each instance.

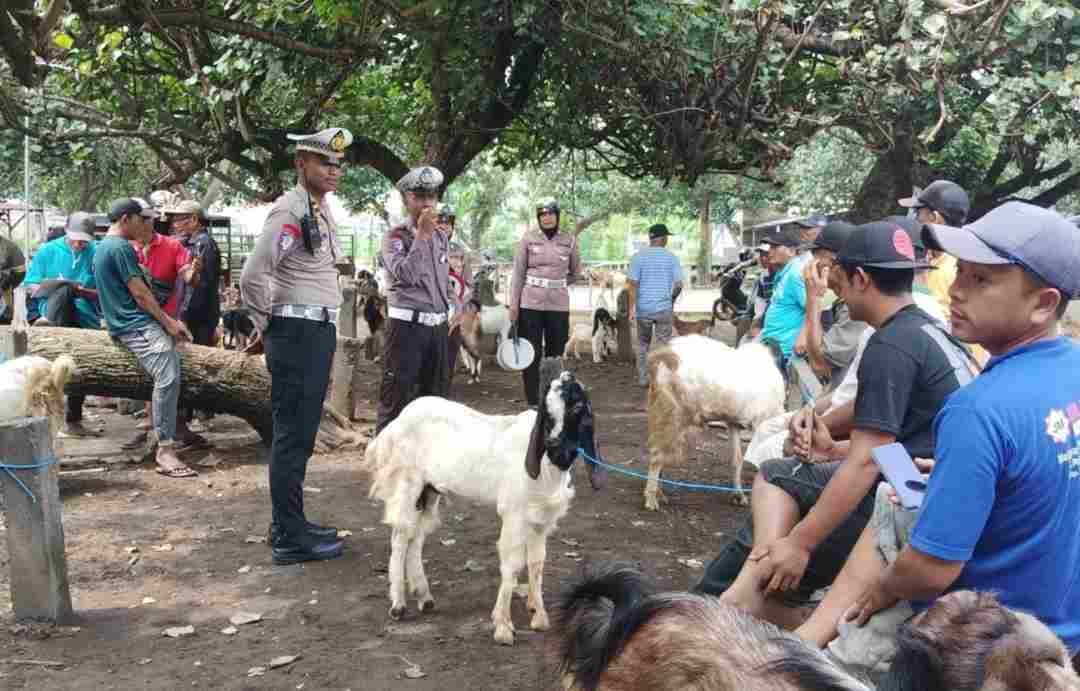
[241,127,352,565]
[20,211,102,436]
[794,202,1080,671]
[376,165,451,432]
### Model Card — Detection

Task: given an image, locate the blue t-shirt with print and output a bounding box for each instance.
[912,337,1080,653]
[629,247,684,318]
[759,254,808,357]
[93,236,154,336]
[21,236,100,328]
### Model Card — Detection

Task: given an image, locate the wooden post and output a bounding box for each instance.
[0,286,28,363]
[0,417,74,623]
[338,284,357,339]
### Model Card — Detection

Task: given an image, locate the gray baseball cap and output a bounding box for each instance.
[64,212,96,242]
[922,201,1080,298]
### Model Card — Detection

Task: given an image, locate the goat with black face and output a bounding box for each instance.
[361,366,606,644]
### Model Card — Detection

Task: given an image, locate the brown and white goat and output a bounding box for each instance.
[645,335,784,510]
[556,564,1080,691]
[672,313,718,339]
[0,355,77,440]
[361,367,606,645]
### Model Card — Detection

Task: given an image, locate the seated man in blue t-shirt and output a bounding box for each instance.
[758,227,808,365]
[795,202,1080,670]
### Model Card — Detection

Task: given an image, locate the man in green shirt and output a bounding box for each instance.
[94,198,194,478]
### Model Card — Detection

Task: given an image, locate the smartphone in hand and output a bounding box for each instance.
[870,442,928,511]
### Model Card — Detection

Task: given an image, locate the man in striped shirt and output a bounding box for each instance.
[628,224,685,387]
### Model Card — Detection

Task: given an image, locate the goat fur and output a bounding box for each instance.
[557,564,1080,691]
[458,302,511,384]
[0,355,77,439]
[361,367,603,645]
[672,313,718,339]
[645,335,784,509]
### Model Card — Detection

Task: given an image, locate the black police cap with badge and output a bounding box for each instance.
[286,127,353,254]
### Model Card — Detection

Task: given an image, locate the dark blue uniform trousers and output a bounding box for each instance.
[265,316,336,539]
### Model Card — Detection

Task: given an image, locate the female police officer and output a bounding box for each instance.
[508,198,581,406]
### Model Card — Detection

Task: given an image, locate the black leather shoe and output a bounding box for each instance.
[268,521,339,544]
[271,537,344,566]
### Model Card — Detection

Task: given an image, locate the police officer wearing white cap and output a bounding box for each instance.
[376,165,452,432]
[240,127,352,565]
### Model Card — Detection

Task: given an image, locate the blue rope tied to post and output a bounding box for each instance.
[577,448,747,494]
[0,456,61,504]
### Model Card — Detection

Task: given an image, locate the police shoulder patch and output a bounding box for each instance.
[279,233,295,252]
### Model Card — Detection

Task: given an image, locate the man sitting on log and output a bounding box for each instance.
[20,212,103,437]
[94,198,194,478]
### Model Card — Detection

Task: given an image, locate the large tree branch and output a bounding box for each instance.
[1028,169,1080,208]
[81,7,359,62]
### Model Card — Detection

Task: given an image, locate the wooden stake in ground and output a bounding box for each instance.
[0,416,75,623]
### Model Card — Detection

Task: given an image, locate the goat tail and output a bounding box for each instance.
[361,433,390,501]
[50,355,76,393]
[556,563,660,691]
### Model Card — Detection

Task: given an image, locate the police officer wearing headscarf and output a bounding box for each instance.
[376,166,452,432]
[508,198,581,406]
[240,127,352,565]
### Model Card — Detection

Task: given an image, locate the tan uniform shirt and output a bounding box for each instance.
[509,229,581,312]
[380,220,450,313]
[240,184,343,332]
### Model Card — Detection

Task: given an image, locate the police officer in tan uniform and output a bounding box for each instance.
[240,127,350,565]
[376,166,451,432]
[508,198,581,406]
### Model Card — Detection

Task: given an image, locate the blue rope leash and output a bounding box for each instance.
[0,456,61,504]
[577,448,747,494]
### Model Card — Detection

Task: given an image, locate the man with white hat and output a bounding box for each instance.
[376,165,451,432]
[21,211,103,436]
[240,127,352,565]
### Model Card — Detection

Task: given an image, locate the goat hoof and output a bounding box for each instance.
[493,624,516,646]
[731,493,749,507]
[419,598,436,613]
[389,604,409,621]
[530,611,550,631]
[644,498,660,511]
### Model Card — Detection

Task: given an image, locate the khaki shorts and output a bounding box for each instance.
[826,482,920,680]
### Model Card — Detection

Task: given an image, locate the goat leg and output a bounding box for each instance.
[492,518,526,645]
[731,430,749,506]
[406,531,435,613]
[388,527,411,620]
[526,526,550,631]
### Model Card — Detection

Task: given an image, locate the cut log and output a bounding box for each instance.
[0,326,376,450]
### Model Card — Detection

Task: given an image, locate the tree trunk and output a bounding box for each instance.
[697,191,712,287]
[848,120,922,223]
[1,326,374,450]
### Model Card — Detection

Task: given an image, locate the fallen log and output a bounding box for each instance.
[0,326,375,451]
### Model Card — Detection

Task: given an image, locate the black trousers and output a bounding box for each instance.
[265,316,336,541]
[376,318,450,433]
[518,308,569,405]
[44,284,87,423]
[447,324,463,389]
[182,318,217,420]
[694,457,877,605]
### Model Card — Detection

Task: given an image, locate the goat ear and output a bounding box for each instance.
[525,407,545,480]
[878,629,943,691]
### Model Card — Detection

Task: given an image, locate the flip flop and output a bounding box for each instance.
[155,464,198,478]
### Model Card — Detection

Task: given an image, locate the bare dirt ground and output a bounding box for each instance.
[0,337,752,690]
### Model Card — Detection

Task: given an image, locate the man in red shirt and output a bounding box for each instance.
[122,206,204,449]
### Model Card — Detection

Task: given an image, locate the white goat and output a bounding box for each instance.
[645,335,784,510]
[0,355,77,439]
[564,308,616,363]
[361,369,605,645]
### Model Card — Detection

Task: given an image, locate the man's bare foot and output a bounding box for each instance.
[155,445,197,478]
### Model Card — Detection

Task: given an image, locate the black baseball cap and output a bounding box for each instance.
[839,220,930,270]
[883,215,929,260]
[648,223,673,239]
[923,201,1080,298]
[796,213,828,229]
[809,221,856,253]
[108,197,158,222]
[898,181,970,226]
[761,227,801,248]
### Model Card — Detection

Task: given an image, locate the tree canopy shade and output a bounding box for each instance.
[1,0,1078,220]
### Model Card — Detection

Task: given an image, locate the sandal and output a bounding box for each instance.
[155,463,198,478]
[122,431,149,450]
